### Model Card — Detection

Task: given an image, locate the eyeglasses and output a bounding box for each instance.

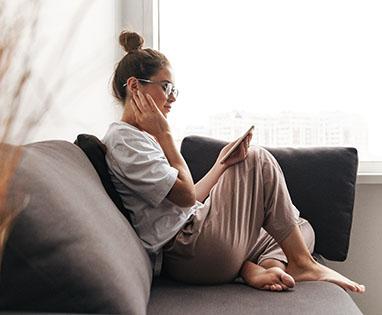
[123,78,178,98]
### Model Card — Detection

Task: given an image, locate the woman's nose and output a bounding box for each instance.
[167,93,176,102]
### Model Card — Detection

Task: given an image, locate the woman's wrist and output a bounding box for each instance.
[213,160,227,176]
[155,130,173,144]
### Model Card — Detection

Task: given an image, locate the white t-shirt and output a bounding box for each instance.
[103,121,202,274]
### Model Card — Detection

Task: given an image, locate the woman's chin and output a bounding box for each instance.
[162,110,169,118]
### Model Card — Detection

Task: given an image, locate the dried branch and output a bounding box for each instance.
[0,0,91,269]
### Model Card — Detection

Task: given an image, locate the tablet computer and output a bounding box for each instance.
[220,125,255,163]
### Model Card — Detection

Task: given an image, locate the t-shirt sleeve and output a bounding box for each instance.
[109,135,179,208]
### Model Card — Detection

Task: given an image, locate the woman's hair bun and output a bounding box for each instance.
[119,31,144,53]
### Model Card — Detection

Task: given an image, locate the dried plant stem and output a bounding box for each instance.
[0,0,90,269]
[0,144,23,266]
[0,0,39,266]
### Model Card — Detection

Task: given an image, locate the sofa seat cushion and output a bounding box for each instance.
[0,141,152,314]
[149,277,362,315]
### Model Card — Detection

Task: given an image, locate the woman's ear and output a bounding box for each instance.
[126,77,139,94]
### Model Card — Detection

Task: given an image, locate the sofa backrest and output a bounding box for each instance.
[0,141,152,314]
[180,136,358,262]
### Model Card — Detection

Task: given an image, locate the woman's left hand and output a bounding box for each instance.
[217,132,253,169]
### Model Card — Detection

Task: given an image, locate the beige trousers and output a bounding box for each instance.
[163,146,315,284]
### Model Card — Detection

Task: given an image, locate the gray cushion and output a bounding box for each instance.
[0,141,152,314]
[149,278,362,315]
[74,134,131,224]
[180,136,358,261]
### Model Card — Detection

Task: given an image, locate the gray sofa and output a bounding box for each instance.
[0,135,362,314]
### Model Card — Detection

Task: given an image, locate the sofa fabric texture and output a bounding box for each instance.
[149,278,361,315]
[180,136,358,261]
[0,141,152,314]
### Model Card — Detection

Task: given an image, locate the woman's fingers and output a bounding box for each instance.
[135,90,161,116]
[132,92,143,113]
[131,90,147,112]
[248,132,253,142]
[246,133,252,146]
[230,141,247,162]
[136,90,150,111]
[242,138,249,151]
[131,93,142,114]
[146,93,160,113]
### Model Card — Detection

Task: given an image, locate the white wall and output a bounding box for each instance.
[27,0,158,144]
[26,0,121,144]
[326,184,382,315]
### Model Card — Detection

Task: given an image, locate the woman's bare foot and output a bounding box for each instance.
[286,258,365,293]
[280,225,365,293]
[241,261,295,291]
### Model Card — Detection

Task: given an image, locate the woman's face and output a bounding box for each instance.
[137,66,177,118]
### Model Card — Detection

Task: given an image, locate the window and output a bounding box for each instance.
[158,0,382,167]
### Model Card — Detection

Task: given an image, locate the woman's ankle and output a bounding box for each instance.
[280,225,316,267]
[259,258,286,270]
[287,254,317,271]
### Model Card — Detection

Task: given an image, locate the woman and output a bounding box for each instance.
[103,31,365,293]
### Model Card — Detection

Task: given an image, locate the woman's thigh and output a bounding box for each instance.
[163,146,299,284]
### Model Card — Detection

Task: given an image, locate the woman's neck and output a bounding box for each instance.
[121,101,139,129]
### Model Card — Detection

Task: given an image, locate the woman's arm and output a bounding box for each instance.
[195,162,225,203]
[195,133,253,202]
[131,91,195,207]
[156,131,196,207]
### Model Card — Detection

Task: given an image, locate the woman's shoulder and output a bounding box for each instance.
[103,121,158,151]
[108,121,140,133]
[104,121,142,140]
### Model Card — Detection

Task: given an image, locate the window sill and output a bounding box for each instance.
[357,173,382,184]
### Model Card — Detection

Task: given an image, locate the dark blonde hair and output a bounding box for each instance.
[112,31,170,104]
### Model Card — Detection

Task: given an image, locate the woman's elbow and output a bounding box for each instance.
[177,189,196,207]
[167,188,196,207]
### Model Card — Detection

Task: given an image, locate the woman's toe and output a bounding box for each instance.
[271,284,282,291]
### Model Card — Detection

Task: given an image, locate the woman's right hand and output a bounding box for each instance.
[131,91,196,207]
[217,132,252,169]
[130,90,170,137]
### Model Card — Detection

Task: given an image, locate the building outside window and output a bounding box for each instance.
[158,0,382,167]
